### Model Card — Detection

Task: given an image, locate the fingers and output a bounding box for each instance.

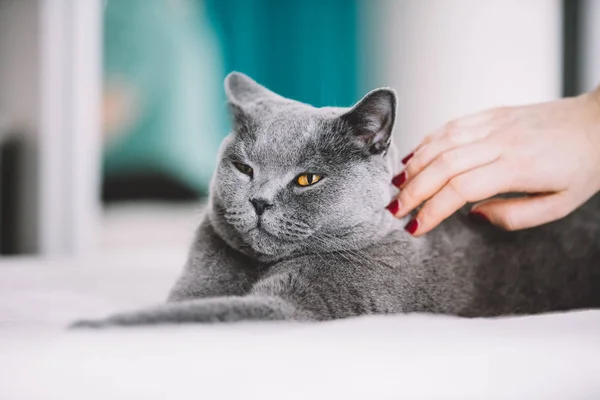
[401,129,497,192]
[471,193,573,231]
[394,141,503,218]
[408,130,437,157]
[402,109,501,166]
[395,162,517,236]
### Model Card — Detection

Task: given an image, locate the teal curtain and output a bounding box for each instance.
[205,0,359,108]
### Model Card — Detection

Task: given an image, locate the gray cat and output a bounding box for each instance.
[72,72,600,328]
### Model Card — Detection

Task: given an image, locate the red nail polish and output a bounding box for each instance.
[404,218,419,235]
[391,172,407,187]
[469,211,490,225]
[401,152,414,165]
[386,199,400,215]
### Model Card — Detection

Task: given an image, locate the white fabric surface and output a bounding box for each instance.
[1,253,599,400]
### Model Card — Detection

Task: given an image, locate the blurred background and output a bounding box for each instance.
[0,0,598,258]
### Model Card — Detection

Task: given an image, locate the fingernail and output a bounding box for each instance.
[469,211,490,225]
[401,152,414,164]
[404,218,419,235]
[386,199,400,215]
[391,171,407,187]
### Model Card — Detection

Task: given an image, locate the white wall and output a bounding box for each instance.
[39,0,102,256]
[370,0,562,156]
[0,0,41,135]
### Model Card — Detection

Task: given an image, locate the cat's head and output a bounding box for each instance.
[210,72,397,261]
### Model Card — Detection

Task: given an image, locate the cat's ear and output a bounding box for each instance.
[340,88,397,155]
[224,72,279,135]
[224,72,280,106]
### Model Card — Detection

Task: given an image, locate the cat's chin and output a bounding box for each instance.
[245,227,296,258]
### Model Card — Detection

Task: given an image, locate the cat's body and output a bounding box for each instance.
[73,73,600,327]
[164,197,599,322]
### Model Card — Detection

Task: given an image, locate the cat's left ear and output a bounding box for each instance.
[340,88,397,155]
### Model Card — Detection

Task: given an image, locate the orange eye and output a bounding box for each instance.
[296,173,322,187]
[233,162,253,177]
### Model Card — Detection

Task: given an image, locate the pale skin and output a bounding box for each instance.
[388,85,600,236]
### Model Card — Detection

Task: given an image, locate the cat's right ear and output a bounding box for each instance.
[224,73,254,134]
[224,72,276,135]
[226,101,253,136]
[224,72,278,105]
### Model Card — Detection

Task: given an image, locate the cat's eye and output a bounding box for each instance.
[296,173,322,187]
[233,162,253,178]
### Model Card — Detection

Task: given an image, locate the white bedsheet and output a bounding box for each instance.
[1,254,599,399]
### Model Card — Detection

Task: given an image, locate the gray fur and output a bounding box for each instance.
[71,72,600,328]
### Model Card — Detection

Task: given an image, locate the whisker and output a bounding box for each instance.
[311,231,397,271]
[283,227,311,235]
[284,219,311,229]
[311,234,371,270]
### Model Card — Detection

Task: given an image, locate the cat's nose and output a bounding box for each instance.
[250,198,273,216]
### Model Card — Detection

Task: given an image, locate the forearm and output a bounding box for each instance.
[72,295,300,327]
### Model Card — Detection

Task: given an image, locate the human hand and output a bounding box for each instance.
[387,87,600,236]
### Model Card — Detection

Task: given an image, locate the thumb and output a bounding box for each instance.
[471,193,572,231]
